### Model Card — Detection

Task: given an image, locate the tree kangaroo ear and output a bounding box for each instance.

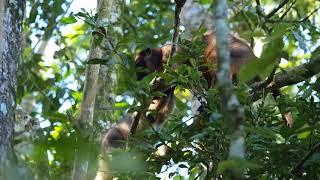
[145,48,152,56]
[202,31,215,45]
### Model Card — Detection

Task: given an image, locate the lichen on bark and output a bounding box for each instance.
[0,0,26,178]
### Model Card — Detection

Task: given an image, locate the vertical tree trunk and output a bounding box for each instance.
[215,0,245,159]
[72,0,114,179]
[78,0,113,126]
[0,0,26,178]
[180,0,214,38]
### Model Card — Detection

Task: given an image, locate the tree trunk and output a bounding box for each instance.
[215,0,245,160]
[72,0,114,179]
[0,0,26,178]
[180,0,214,38]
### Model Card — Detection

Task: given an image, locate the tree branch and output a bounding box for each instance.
[251,56,320,100]
[301,7,320,22]
[291,142,320,176]
[266,6,320,24]
[279,0,296,20]
[255,0,265,18]
[129,112,141,135]
[169,0,186,60]
[274,57,320,88]
[251,65,278,92]
[265,0,290,19]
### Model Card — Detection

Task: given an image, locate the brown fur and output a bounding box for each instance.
[102,87,175,150]
[97,32,255,179]
[102,32,255,150]
[135,32,255,87]
[96,88,174,179]
[203,31,255,86]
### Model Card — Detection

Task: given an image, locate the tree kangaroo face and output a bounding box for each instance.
[135,47,164,80]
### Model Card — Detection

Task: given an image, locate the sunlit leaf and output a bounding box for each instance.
[60,15,77,24]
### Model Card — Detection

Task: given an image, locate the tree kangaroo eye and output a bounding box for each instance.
[136,60,146,67]
[146,111,156,123]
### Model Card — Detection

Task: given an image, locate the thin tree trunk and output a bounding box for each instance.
[0,0,27,178]
[72,0,114,179]
[215,0,245,159]
[180,0,214,38]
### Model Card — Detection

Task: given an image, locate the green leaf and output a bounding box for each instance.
[190,132,207,140]
[42,112,68,122]
[173,176,184,180]
[199,0,212,4]
[86,58,108,64]
[75,10,91,19]
[305,153,320,167]
[239,25,288,83]
[151,91,166,97]
[311,46,320,58]
[246,127,278,139]
[217,158,260,175]
[238,56,277,83]
[114,102,129,108]
[301,87,313,99]
[275,133,285,144]
[108,150,146,173]
[297,130,311,139]
[60,15,77,24]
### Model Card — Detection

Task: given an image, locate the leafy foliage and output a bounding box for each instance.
[16,0,320,179]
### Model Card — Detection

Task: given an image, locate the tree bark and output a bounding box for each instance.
[215,0,245,159]
[78,0,113,126]
[0,0,26,178]
[72,0,114,179]
[180,0,214,38]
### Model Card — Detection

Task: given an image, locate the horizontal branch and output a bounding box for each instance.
[250,56,320,100]
[274,56,320,88]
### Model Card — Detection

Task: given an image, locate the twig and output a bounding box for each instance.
[273,56,320,88]
[266,19,301,23]
[265,0,290,19]
[268,7,318,24]
[129,112,141,135]
[291,142,320,176]
[148,119,173,151]
[169,115,200,133]
[121,16,137,34]
[279,0,296,20]
[301,7,320,22]
[255,0,270,32]
[267,6,320,23]
[168,0,186,63]
[255,0,265,18]
[241,10,254,32]
[251,65,278,91]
